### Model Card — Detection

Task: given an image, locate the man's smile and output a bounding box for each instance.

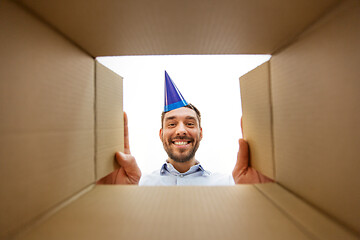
[173,141,190,145]
[171,138,193,148]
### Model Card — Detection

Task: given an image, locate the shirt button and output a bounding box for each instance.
[179,174,184,178]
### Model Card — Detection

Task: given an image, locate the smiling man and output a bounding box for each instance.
[97,71,273,185]
[160,105,202,172]
[139,104,236,185]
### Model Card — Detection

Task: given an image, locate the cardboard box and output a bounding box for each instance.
[13,185,332,240]
[1,0,359,239]
[270,0,360,231]
[0,0,94,237]
[95,61,124,180]
[16,185,357,240]
[240,0,360,233]
[240,62,275,179]
[17,0,340,56]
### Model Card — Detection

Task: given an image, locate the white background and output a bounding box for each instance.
[97,55,270,174]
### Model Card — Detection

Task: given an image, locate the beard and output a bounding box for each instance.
[162,136,200,163]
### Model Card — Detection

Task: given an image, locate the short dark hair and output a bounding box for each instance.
[161,103,201,128]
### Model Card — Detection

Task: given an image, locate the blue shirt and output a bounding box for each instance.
[139,162,235,186]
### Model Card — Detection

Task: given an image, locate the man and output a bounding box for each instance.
[97,107,272,185]
[97,72,272,185]
[140,104,234,185]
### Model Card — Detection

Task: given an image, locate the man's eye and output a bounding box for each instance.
[168,123,176,127]
[187,122,195,127]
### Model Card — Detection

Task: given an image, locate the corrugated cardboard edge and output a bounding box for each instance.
[240,61,275,179]
[254,183,358,240]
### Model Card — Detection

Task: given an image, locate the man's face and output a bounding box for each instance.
[160,107,203,163]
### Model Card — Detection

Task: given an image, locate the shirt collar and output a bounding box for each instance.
[160,161,211,176]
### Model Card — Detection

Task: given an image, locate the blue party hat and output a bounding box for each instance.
[164,71,188,112]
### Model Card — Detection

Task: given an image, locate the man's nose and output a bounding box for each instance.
[175,122,187,135]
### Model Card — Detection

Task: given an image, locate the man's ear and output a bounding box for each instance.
[200,127,203,141]
[159,128,163,141]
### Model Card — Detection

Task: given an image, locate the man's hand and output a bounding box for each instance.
[97,112,141,185]
[232,139,273,184]
[232,117,273,184]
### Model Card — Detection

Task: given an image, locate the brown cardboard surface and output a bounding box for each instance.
[95,61,124,180]
[17,0,340,56]
[255,184,358,240]
[19,185,312,240]
[271,0,360,233]
[240,62,274,179]
[1,0,359,238]
[0,0,95,238]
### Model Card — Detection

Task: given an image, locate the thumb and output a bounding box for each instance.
[236,139,249,171]
[116,152,135,168]
[115,151,141,175]
[115,152,141,184]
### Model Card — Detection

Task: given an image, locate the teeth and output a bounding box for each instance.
[174,141,188,145]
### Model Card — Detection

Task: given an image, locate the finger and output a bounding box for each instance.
[236,138,249,171]
[123,112,131,154]
[115,152,140,172]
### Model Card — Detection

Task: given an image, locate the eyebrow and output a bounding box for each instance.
[164,116,196,121]
[185,116,196,121]
[164,116,176,122]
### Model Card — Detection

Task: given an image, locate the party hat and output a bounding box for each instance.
[164,71,188,112]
